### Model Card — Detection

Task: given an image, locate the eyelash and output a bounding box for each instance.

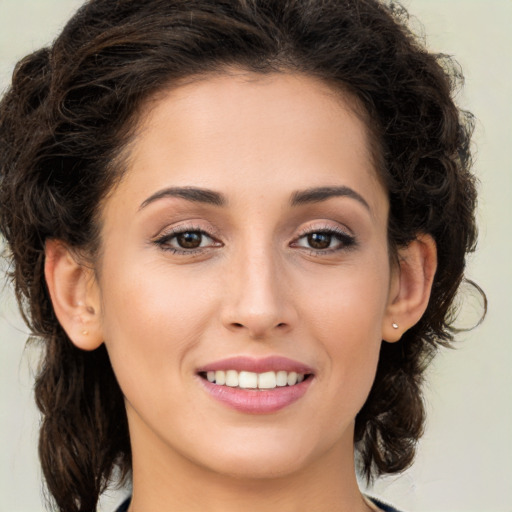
[153,225,220,255]
[152,225,356,256]
[292,225,357,255]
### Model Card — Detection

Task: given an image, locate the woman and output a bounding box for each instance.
[0,0,481,511]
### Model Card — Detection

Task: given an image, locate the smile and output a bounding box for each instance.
[202,370,307,389]
[197,356,314,413]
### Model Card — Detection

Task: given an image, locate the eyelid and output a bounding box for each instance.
[150,220,356,256]
[294,220,354,239]
[151,219,222,241]
[291,222,357,253]
[152,223,222,253]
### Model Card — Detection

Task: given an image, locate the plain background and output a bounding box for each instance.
[1,1,511,511]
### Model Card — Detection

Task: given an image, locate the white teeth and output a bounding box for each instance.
[205,370,307,389]
[238,371,258,389]
[287,371,298,386]
[215,370,226,385]
[225,370,239,387]
[276,370,288,387]
[258,371,277,389]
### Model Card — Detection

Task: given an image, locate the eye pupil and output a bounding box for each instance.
[308,233,331,249]
[177,231,202,248]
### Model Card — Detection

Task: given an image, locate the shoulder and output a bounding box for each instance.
[115,497,131,512]
[368,495,404,512]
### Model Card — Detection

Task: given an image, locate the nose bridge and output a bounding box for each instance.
[222,240,294,337]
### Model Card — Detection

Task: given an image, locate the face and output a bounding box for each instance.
[95,72,395,480]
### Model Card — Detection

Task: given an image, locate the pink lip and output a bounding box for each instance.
[199,377,312,414]
[197,356,315,414]
[197,356,314,374]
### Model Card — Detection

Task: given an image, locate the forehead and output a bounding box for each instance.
[108,71,387,219]
[136,71,374,164]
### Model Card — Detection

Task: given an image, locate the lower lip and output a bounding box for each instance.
[199,377,313,414]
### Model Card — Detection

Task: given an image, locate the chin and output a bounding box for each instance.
[186,429,323,480]
[204,452,309,481]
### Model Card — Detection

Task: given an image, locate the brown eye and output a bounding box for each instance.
[293,228,356,253]
[307,233,332,249]
[155,229,217,252]
[176,231,203,248]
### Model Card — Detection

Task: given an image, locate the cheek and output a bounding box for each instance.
[96,258,218,400]
[100,255,214,335]
[297,258,390,394]
[300,256,390,336]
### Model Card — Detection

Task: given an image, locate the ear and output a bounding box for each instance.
[382,234,437,342]
[44,239,103,351]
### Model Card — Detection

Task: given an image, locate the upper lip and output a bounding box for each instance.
[197,356,314,375]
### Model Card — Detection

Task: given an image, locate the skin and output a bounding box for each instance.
[45,71,437,511]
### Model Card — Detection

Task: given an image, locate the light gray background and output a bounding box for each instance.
[1,1,511,511]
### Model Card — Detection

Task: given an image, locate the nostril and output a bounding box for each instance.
[233,322,286,328]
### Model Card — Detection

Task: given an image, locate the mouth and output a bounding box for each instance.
[198,370,312,390]
[197,356,314,413]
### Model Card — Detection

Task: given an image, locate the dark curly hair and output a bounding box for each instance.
[0,0,481,511]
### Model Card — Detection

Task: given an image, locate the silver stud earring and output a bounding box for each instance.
[392,322,399,329]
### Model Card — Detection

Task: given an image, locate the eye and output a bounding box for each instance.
[154,228,219,253]
[293,228,356,252]
[302,232,335,250]
[172,231,209,249]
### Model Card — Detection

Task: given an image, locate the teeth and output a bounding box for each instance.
[215,370,226,385]
[258,371,276,389]
[276,370,288,387]
[239,371,258,389]
[287,371,298,386]
[205,370,307,389]
[225,370,238,387]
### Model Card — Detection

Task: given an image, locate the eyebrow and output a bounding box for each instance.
[139,186,226,210]
[139,184,370,212]
[290,186,370,211]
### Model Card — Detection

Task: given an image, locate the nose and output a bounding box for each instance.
[220,247,297,339]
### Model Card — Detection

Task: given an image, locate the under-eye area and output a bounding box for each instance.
[198,370,314,389]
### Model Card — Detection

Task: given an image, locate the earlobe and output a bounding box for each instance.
[382,234,437,342]
[44,239,103,351]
